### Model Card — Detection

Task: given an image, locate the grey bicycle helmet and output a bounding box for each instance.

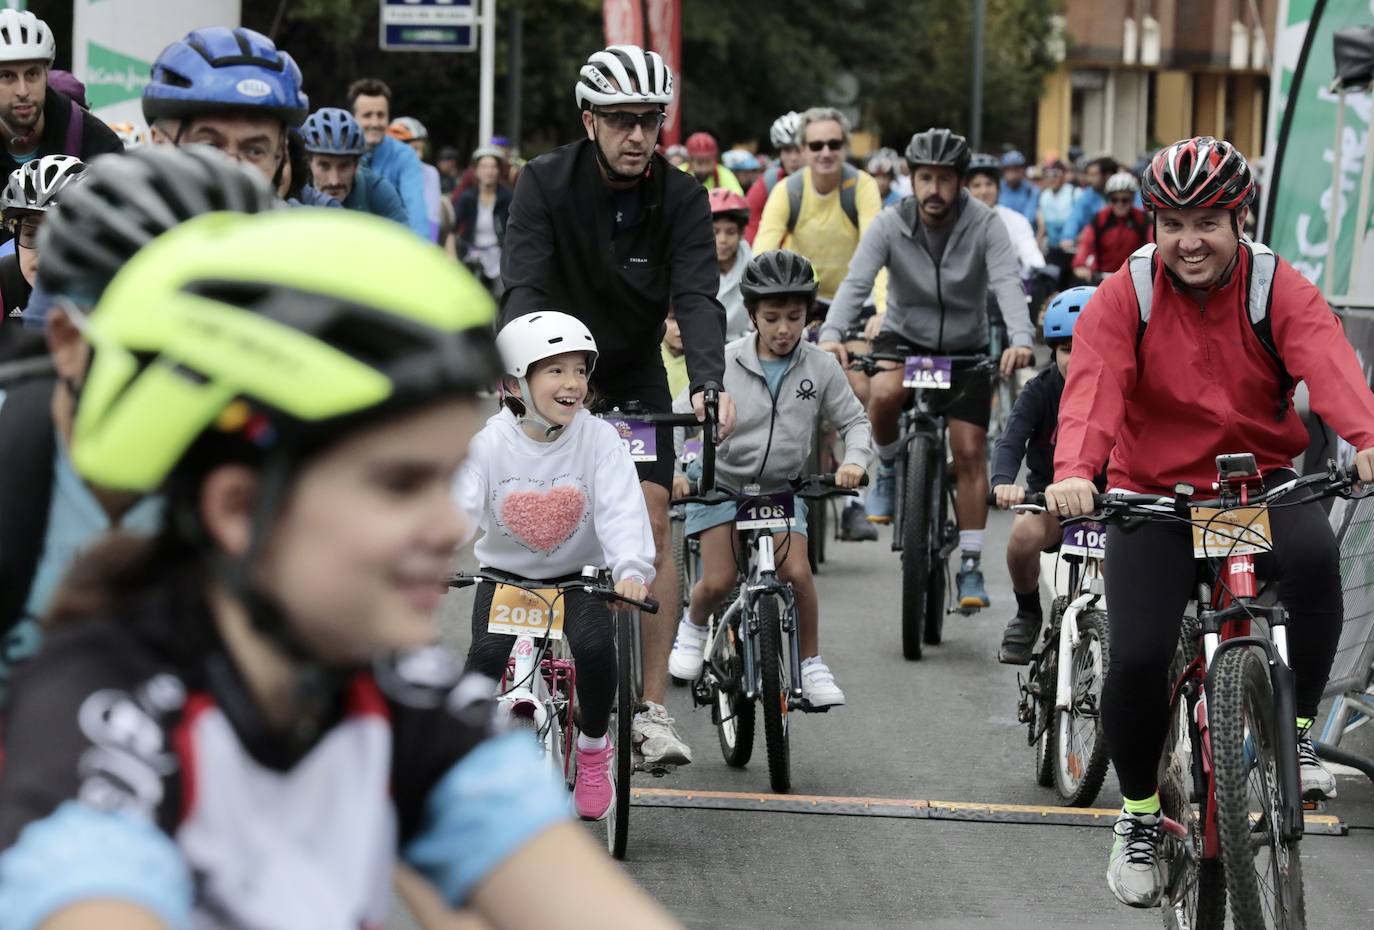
[300,107,365,156]
[575,44,673,110]
[770,111,801,149]
[905,128,971,175]
[37,145,279,303]
[1,155,86,220]
[740,249,819,304]
[965,152,1001,182]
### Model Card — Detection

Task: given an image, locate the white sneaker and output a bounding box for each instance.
[631,701,692,765]
[800,659,845,707]
[1298,733,1337,800]
[668,618,709,680]
[1106,809,1164,908]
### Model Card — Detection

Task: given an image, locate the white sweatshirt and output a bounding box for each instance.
[454,408,656,585]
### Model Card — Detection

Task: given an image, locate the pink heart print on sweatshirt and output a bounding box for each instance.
[495,478,590,554]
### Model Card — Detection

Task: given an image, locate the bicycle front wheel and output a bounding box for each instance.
[607,609,634,860]
[715,603,755,768]
[757,594,791,793]
[1210,647,1305,930]
[900,434,935,660]
[1054,608,1110,806]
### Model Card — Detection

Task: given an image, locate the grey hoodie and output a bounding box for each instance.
[675,334,872,491]
[820,191,1033,350]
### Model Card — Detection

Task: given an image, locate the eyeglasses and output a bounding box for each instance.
[807,139,845,152]
[595,109,665,134]
[7,216,40,249]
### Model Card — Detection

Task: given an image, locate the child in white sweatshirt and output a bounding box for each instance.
[454,311,654,822]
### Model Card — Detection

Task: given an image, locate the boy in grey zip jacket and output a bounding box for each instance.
[668,249,870,709]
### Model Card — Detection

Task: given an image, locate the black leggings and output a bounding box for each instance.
[1102,483,1343,801]
[465,581,618,739]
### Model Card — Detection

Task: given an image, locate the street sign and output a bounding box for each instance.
[380,0,477,53]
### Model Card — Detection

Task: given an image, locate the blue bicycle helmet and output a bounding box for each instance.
[300,108,365,156]
[143,26,308,127]
[1043,286,1096,344]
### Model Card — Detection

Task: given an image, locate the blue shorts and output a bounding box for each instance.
[684,495,810,539]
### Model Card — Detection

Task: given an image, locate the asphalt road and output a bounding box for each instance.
[397,504,1374,929]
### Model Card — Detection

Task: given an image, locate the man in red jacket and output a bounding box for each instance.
[1072,171,1150,281]
[1047,137,1374,909]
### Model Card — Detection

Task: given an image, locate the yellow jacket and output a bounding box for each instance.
[754,166,886,307]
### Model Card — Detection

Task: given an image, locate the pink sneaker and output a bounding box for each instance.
[574,739,616,820]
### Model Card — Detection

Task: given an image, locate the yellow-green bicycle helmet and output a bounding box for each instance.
[73,208,500,492]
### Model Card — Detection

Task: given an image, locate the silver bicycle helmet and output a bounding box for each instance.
[1,155,86,220]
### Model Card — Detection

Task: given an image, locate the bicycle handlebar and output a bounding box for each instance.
[447,568,659,615]
[676,472,867,507]
[594,387,719,493]
[997,462,1362,521]
[846,352,996,377]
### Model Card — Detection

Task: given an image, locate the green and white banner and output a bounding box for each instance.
[72,0,241,129]
[1262,0,1374,300]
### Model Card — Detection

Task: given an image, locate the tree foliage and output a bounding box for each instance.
[227,0,1058,159]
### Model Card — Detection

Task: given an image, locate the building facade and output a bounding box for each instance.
[1037,0,1275,165]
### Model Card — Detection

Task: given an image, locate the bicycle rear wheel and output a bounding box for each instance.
[1054,609,1110,806]
[1210,647,1305,929]
[607,609,634,860]
[1160,620,1226,930]
[715,606,755,768]
[901,434,935,660]
[757,593,791,793]
[923,475,951,645]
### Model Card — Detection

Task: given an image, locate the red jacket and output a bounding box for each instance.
[744,163,790,244]
[1073,206,1151,276]
[1055,247,1374,494]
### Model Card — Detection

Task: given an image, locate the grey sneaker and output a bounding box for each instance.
[998,610,1043,665]
[838,501,878,541]
[632,701,692,765]
[1106,809,1164,908]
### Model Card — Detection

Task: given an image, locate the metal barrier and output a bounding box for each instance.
[1317,490,1374,780]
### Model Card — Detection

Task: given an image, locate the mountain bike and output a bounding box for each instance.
[594,396,717,698]
[1019,456,1365,929]
[447,567,659,861]
[990,490,1111,806]
[850,352,996,659]
[682,473,864,793]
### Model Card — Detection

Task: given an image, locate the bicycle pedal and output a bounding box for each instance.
[636,761,677,778]
[798,702,834,714]
[1302,798,1327,813]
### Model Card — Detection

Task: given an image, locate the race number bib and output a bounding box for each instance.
[1061,521,1107,558]
[608,419,658,462]
[736,492,796,530]
[903,355,953,390]
[1190,506,1273,558]
[681,437,703,465]
[487,584,566,639]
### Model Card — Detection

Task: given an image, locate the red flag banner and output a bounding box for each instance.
[603,0,644,47]
[645,0,681,146]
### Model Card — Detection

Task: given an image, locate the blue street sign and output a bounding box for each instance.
[380,0,477,53]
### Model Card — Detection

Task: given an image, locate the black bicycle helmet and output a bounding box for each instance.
[965,152,1001,182]
[905,128,971,175]
[740,249,819,304]
[37,145,279,304]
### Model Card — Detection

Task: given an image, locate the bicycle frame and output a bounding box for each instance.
[890,399,953,559]
[1053,544,1106,714]
[500,633,576,779]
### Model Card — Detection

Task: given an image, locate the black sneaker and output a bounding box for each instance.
[998,610,1043,665]
[838,501,878,541]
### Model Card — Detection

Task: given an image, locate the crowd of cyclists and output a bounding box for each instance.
[0,6,1371,925]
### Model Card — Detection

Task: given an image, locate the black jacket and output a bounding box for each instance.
[991,364,1065,494]
[500,139,725,393]
[0,90,123,246]
[455,184,512,257]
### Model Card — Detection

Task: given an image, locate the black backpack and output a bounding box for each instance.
[0,360,57,639]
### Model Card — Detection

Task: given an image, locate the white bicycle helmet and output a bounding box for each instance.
[0,10,54,65]
[1105,171,1140,195]
[496,311,598,434]
[1,154,85,220]
[770,111,801,149]
[575,45,673,110]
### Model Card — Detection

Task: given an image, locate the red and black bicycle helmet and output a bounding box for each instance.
[1141,136,1254,211]
[708,187,750,229]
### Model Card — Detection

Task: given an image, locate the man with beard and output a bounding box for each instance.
[500,44,736,767]
[817,128,1034,609]
[0,10,120,245]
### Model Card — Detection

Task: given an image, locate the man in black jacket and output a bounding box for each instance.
[501,45,736,765]
[0,9,121,234]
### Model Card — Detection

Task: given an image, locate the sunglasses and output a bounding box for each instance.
[1108,195,1134,205]
[807,139,845,152]
[7,217,39,249]
[595,109,665,133]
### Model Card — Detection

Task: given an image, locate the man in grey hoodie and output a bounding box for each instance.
[818,128,1034,610]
